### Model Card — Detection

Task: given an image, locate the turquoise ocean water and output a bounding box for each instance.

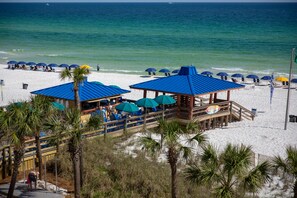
[0,3,296,75]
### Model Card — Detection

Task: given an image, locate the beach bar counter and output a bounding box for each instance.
[130,66,255,130]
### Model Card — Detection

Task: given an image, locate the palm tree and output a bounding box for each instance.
[28,95,53,180]
[60,67,90,110]
[141,120,207,198]
[185,144,271,198]
[0,102,34,198]
[60,67,90,188]
[273,146,297,198]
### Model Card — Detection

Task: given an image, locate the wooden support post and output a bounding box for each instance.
[189,96,194,120]
[239,108,242,120]
[209,93,213,104]
[225,116,229,126]
[207,119,211,130]
[214,93,217,103]
[155,91,159,98]
[143,90,147,98]
[220,116,224,127]
[2,148,6,179]
[227,90,230,101]
[104,124,107,142]
[177,95,181,118]
[8,146,12,176]
[229,102,233,122]
[203,121,206,131]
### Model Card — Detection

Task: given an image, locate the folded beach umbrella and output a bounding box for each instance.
[261,76,272,81]
[36,62,47,67]
[80,64,91,69]
[201,71,213,76]
[26,62,36,66]
[7,60,17,65]
[275,76,288,82]
[291,78,297,83]
[59,63,69,68]
[172,69,180,74]
[159,68,170,73]
[231,73,243,78]
[70,64,79,68]
[48,63,58,67]
[17,61,26,65]
[216,72,229,77]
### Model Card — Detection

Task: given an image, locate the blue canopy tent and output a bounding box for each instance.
[172,69,180,74]
[159,68,171,76]
[59,64,69,68]
[145,68,157,75]
[231,73,243,78]
[7,60,17,69]
[17,61,26,65]
[26,62,36,66]
[217,72,229,80]
[48,63,58,67]
[261,76,272,81]
[291,78,297,83]
[69,64,79,68]
[201,71,213,77]
[36,62,47,67]
[246,74,259,83]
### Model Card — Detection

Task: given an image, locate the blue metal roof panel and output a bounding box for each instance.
[130,74,244,96]
[31,81,130,101]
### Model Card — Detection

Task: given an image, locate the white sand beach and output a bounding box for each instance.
[0,64,296,159]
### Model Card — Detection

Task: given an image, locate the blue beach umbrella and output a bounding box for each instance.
[145,68,156,72]
[246,74,259,79]
[136,98,159,108]
[59,64,69,68]
[26,62,36,66]
[291,78,297,83]
[48,63,58,67]
[231,73,243,78]
[201,71,213,76]
[36,62,47,67]
[172,69,180,74]
[7,60,17,65]
[216,72,229,77]
[92,81,104,85]
[261,76,272,81]
[70,64,79,68]
[17,61,26,65]
[159,68,170,73]
[109,85,121,89]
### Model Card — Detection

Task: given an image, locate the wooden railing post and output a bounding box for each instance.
[239,108,242,120]
[2,148,6,179]
[104,124,107,142]
[229,102,233,122]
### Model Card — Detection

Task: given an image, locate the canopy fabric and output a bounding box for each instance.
[109,85,121,89]
[36,63,47,67]
[70,64,79,68]
[216,72,228,77]
[131,66,244,96]
[276,76,289,82]
[59,64,69,68]
[136,98,159,108]
[261,76,272,80]
[92,81,104,85]
[48,63,58,67]
[116,102,139,113]
[154,95,176,105]
[231,73,243,78]
[80,64,91,69]
[246,74,259,79]
[26,62,36,66]
[17,61,26,65]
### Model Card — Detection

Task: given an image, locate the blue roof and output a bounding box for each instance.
[31,79,130,101]
[130,66,244,96]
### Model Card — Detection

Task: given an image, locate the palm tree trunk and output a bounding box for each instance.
[35,133,43,180]
[70,140,81,198]
[79,143,84,188]
[7,148,24,198]
[168,148,178,198]
[74,87,80,111]
[294,178,297,198]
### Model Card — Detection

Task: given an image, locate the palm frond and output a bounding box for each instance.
[188,132,207,147]
[201,144,219,166]
[179,146,192,160]
[286,146,297,176]
[273,155,288,173]
[184,164,204,185]
[214,185,234,198]
[140,136,161,155]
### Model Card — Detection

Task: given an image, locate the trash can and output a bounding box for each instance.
[22,83,28,90]
[289,115,296,122]
[251,108,257,116]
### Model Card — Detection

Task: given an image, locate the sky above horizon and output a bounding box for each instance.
[1,0,296,2]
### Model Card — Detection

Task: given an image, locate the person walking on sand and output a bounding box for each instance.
[97,64,100,71]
